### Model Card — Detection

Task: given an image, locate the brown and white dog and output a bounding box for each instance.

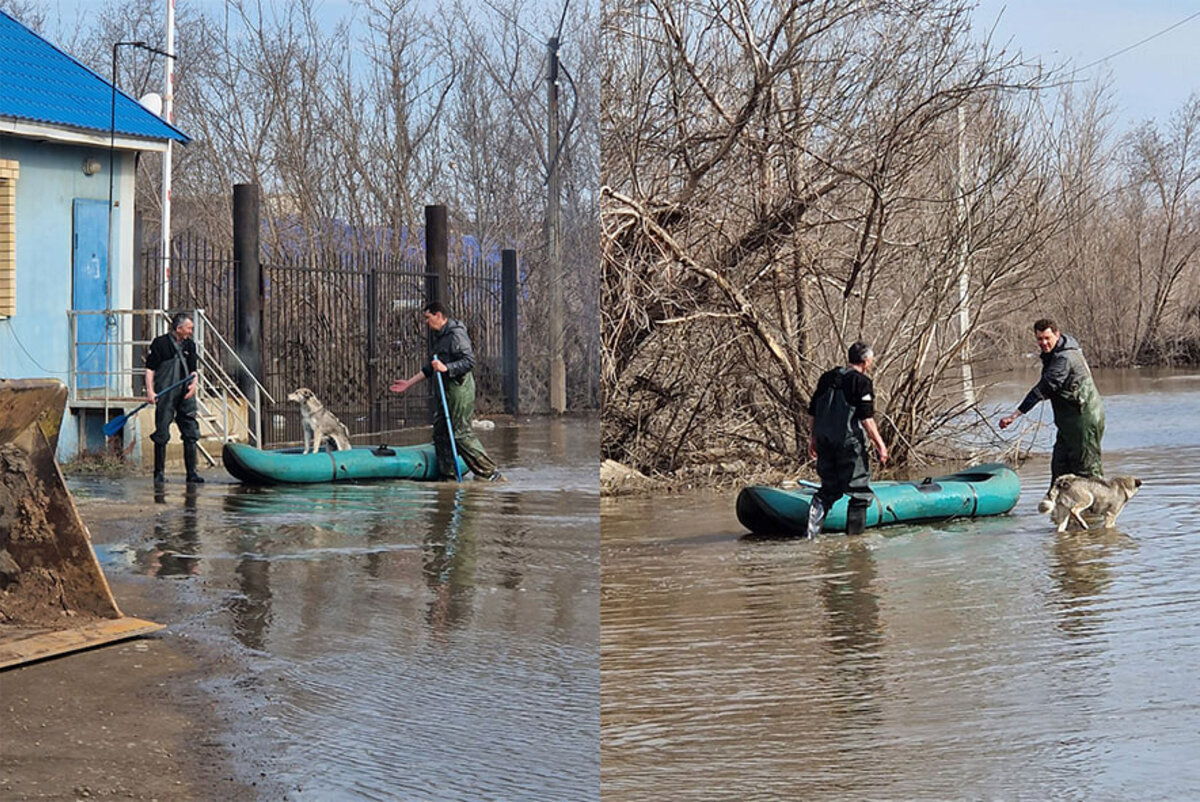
[287,387,352,453]
[1038,474,1142,532]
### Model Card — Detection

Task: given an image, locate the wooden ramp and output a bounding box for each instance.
[0,618,165,670]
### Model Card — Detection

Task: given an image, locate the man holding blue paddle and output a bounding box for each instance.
[144,312,203,485]
[390,302,504,482]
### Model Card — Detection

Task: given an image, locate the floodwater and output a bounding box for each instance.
[78,417,599,800]
[601,369,1200,799]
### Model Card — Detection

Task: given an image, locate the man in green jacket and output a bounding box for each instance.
[390,302,503,481]
[999,318,1105,484]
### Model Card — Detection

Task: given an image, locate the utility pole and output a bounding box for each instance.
[547,36,566,413]
[160,0,176,324]
[956,105,975,407]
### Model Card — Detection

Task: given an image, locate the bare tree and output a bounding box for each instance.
[437,0,602,409]
[328,0,454,240]
[603,0,1054,473]
[1034,87,1200,367]
[0,0,46,32]
[1122,96,1200,363]
[1035,79,1124,361]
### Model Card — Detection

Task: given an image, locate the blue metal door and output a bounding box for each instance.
[73,199,109,390]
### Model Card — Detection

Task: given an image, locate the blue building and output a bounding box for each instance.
[0,10,189,458]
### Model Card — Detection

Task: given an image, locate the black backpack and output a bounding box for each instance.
[812,367,857,449]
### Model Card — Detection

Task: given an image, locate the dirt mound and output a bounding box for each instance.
[0,443,102,629]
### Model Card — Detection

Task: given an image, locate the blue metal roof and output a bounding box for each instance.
[0,10,190,144]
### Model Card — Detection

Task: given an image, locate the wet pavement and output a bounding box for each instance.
[73,417,600,800]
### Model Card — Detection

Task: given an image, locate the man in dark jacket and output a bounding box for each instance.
[806,341,889,537]
[145,312,202,484]
[390,302,502,481]
[999,318,1105,484]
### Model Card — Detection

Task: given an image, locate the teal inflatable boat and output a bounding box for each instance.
[223,442,467,485]
[736,463,1020,536]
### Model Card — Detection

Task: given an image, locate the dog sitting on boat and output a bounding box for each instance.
[1038,474,1142,532]
[287,387,352,454]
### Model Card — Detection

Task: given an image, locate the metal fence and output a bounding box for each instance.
[139,233,237,340]
[138,234,240,388]
[263,250,418,445]
[447,239,505,403]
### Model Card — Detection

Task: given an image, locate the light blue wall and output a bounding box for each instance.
[0,134,132,458]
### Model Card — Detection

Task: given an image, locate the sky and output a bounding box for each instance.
[33,0,1200,129]
[971,0,1200,127]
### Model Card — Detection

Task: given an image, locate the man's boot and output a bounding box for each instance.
[153,443,167,485]
[846,504,867,536]
[805,496,825,539]
[183,440,205,484]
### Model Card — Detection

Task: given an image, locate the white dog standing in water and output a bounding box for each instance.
[287,387,352,453]
[1038,474,1142,532]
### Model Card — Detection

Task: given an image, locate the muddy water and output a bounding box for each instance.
[78,418,599,800]
[601,370,1200,799]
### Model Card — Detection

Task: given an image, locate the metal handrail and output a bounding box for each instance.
[189,310,261,448]
[194,308,274,404]
[194,356,257,446]
[190,312,263,448]
[66,309,168,402]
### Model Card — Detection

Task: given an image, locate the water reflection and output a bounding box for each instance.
[137,477,587,653]
[140,484,202,577]
[220,480,426,525]
[494,494,530,592]
[548,417,568,461]
[423,487,476,640]
[1047,527,1136,637]
[817,540,882,660]
[819,541,885,729]
[230,554,272,651]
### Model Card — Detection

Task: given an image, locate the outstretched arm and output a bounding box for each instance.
[390,371,426,394]
[1003,356,1064,427]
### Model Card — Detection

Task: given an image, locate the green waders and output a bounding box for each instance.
[1050,376,1105,482]
[811,368,873,535]
[433,372,498,480]
[814,440,872,534]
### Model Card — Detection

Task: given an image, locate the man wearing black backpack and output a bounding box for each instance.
[806,341,889,537]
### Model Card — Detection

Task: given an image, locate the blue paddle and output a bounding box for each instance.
[103,373,195,437]
[432,355,462,482]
